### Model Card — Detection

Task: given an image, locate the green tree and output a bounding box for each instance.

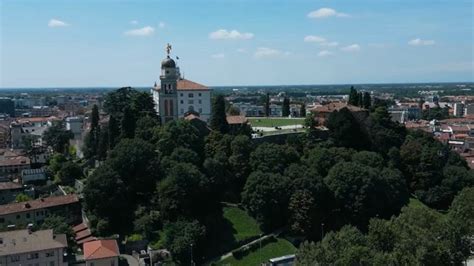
[162,220,206,264]
[348,86,358,106]
[282,97,290,117]
[288,190,315,235]
[242,171,291,230]
[41,215,74,239]
[363,92,371,109]
[83,104,101,159]
[121,106,136,139]
[135,115,159,141]
[250,143,299,174]
[15,193,31,202]
[326,107,369,150]
[300,103,306,117]
[210,95,229,134]
[43,121,74,153]
[108,115,119,149]
[155,119,204,157]
[55,161,83,185]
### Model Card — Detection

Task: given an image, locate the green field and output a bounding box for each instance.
[204,205,263,260]
[248,117,304,127]
[218,238,296,266]
[223,206,262,242]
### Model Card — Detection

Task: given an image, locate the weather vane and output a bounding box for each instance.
[166,43,172,56]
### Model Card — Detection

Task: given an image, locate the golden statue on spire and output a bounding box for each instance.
[166,43,172,56]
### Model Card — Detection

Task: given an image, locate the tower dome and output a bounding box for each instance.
[161,56,176,68]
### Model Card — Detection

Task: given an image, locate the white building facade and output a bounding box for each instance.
[151,45,211,124]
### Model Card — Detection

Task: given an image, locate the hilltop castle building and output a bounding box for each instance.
[151,44,211,124]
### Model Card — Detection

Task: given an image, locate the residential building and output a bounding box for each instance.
[231,103,265,117]
[0,229,68,266]
[0,124,9,148]
[84,239,120,266]
[151,44,211,124]
[0,182,34,204]
[0,150,30,178]
[453,103,465,117]
[0,194,81,227]
[65,116,83,139]
[311,102,368,125]
[21,168,47,184]
[226,116,249,134]
[466,103,474,116]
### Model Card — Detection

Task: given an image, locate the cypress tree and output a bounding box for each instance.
[121,107,136,139]
[282,97,291,117]
[108,115,119,149]
[358,92,364,107]
[348,86,358,105]
[300,103,306,117]
[265,93,270,117]
[210,95,229,133]
[363,92,371,109]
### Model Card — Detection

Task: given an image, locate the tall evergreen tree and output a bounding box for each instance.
[108,115,119,149]
[348,86,358,105]
[357,92,364,107]
[300,102,306,117]
[210,95,229,134]
[121,107,136,139]
[282,97,291,117]
[363,92,371,109]
[265,93,271,117]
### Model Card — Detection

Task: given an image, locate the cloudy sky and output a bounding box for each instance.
[0,0,472,88]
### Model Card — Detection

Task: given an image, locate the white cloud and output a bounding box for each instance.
[209,29,254,40]
[159,22,165,28]
[254,47,290,59]
[304,35,326,43]
[211,53,225,59]
[130,20,138,25]
[307,8,349,19]
[341,44,360,52]
[318,50,333,57]
[124,26,155,36]
[48,19,69,27]
[237,48,246,53]
[320,41,339,47]
[408,38,435,46]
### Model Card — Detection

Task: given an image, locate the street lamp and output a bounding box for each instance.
[190,243,194,266]
[321,223,325,240]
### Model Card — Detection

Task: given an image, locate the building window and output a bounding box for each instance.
[189,106,194,112]
[91,263,95,266]
[180,100,183,104]
[50,262,55,266]
[180,93,183,97]
[188,100,194,104]
[16,215,20,219]
[181,109,184,114]
[111,261,115,266]
[188,93,194,98]
[27,253,39,260]
[199,108,202,113]
[45,251,55,257]
[26,213,30,218]
[11,255,20,262]
[198,93,202,97]
[0,218,4,223]
[198,99,202,104]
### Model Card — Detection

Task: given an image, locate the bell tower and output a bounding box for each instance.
[159,43,179,124]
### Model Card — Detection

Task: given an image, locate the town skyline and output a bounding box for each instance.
[1,0,473,88]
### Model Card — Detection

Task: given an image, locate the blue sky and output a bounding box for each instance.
[0,0,473,87]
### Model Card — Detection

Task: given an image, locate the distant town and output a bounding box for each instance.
[0,50,473,265]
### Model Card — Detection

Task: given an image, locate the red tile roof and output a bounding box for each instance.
[73,223,88,233]
[311,102,367,113]
[0,182,23,191]
[177,79,209,91]
[84,239,120,260]
[78,236,97,245]
[226,115,248,125]
[0,194,79,216]
[76,228,92,241]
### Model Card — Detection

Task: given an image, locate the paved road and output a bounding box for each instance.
[121,254,139,266]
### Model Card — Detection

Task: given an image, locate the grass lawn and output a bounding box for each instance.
[223,206,262,242]
[248,117,304,127]
[217,238,296,266]
[204,206,263,260]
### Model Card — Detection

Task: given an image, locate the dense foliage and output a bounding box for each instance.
[81,87,473,264]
